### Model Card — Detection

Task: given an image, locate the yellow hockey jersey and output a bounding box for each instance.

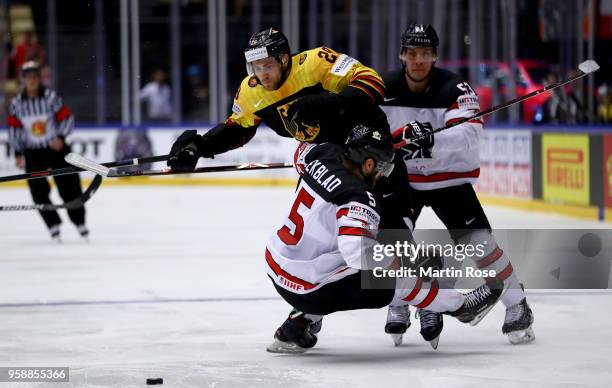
[226,46,386,143]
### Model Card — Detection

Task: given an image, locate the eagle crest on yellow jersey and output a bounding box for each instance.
[228,46,386,144]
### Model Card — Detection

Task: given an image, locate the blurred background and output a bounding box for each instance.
[0,0,611,220]
[0,0,610,126]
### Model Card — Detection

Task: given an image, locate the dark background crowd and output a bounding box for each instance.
[0,0,610,127]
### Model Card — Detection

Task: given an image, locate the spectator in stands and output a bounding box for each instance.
[11,31,46,79]
[535,72,581,125]
[41,64,53,88]
[597,84,612,124]
[184,64,209,121]
[564,69,585,123]
[140,68,172,123]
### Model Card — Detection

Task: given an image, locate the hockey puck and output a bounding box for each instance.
[146,378,163,385]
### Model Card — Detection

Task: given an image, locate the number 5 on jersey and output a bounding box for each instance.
[277,188,315,245]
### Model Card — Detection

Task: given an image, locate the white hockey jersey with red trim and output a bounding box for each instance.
[266,143,390,294]
[380,67,483,190]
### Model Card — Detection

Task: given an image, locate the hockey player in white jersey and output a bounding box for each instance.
[380,24,535,345]
[265,124,504,353]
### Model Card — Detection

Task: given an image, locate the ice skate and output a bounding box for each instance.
[417,309,443,350]
[385,305,411,346]
[49,224,61,243]
[76,224,89,241]
[449,279,504,326]
[503,298,535,344]
[267,310,323,354]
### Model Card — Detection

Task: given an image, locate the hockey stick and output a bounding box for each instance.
[0,174,103,211]
[393,59,600,149]
[65,153,293,177]
[0,154,169,183]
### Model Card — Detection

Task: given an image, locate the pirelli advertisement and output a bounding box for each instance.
[542,134,590,206]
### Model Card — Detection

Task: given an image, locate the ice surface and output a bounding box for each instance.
[1,183,611,387]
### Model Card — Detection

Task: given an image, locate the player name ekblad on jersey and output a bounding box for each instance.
[304,159,342,192]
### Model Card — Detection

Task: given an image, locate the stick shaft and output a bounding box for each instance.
[394,60,599,149]
[0,175,103,211]
[107,162,294,177]
[0,154,169,183]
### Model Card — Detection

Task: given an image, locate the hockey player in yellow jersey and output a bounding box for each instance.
[167,27,388,170]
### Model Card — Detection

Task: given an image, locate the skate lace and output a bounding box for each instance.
[465,285,492,308]
[418,310,439,328]
[388,306,410,321]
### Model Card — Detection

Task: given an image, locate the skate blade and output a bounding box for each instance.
[266,339,308,354]
[428,336,439,350]
[390,333,403,347]
[507,326,535,345]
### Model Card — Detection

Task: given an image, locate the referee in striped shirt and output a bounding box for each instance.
[7,61,88,241]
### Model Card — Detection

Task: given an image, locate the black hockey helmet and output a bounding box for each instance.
[21,60,41,76]
[244,27,291,76]
[344,124,395,177]
[400,23,439,53]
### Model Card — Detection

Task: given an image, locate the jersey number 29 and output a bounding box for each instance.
[317,47,338,64]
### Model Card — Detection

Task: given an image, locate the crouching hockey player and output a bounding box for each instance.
[264,125,504,353]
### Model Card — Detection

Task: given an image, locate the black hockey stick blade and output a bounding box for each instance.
[0,174,103,212]
[65,153,293,177]
[0,154,169,183]
[394,59,600,149]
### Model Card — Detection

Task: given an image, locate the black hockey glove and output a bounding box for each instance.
[392,120,434,159]
[287,92,346,127]
[167,129,203,171]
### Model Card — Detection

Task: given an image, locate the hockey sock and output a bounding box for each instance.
[458,229,525,307]
[392,276,464,313]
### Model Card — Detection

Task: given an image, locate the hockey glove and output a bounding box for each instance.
[168,129,203,171]
[392,120,434,159]
[287,92,345,127]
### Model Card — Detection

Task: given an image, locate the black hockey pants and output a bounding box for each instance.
[24,146,85,229]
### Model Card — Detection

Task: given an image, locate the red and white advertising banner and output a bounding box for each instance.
[476,129,532,199]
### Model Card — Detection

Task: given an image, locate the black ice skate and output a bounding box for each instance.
[448,279,504,326]
[76,224,89,241]
[417,309,443,350]
[385,305,411,346]
[502,298,535,344]
[77,224,89,237]
[267,310,323,354]
[49,224,61,243]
